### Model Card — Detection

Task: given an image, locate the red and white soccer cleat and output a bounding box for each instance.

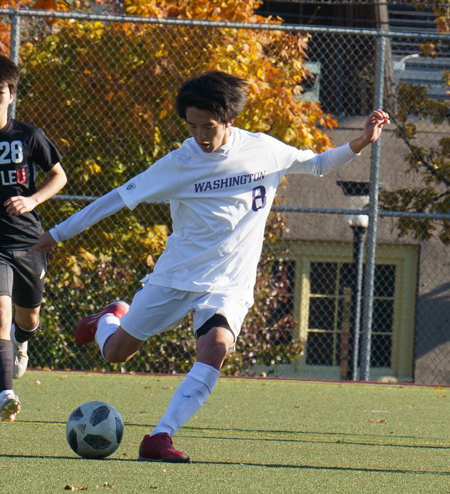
[138,433,190,463]
[74,301,130,344]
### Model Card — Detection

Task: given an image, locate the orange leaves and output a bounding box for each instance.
[20,0,336,203]
[0,0,34,6]
[124,0,169,18]
[434,6,450,33]
[436,15,450,33]
[419,41,437,59]
[31,0,58,9]
[125,0,278,25]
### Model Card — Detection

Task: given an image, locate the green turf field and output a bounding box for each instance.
[1,371,450,493]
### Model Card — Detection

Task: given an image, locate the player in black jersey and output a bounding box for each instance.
[0,55,67,422]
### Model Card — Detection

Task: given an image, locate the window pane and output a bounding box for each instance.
[370,334,392,367]
[310,262,337,295]
[309,297,336,329]
[306,332,334,365]
[374,264,396,298]
[372,299,394,333]
[339,262,359,294]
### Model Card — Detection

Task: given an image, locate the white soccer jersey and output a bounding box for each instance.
[51,127,356,305]
[116,127,357,304]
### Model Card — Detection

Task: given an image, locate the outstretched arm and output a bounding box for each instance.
[349,110,390,154]
[287,109,390,177]
[28,188,126,255]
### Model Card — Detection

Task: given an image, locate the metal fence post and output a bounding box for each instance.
[359,31,387,381]
[9,9,21,119]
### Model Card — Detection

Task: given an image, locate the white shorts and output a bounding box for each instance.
[119,284,250,342]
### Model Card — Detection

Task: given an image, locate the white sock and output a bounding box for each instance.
[95,314,120,358]
[152,361,220,437]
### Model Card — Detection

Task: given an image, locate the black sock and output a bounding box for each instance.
[0,339,14,391]
[14,323,39,344]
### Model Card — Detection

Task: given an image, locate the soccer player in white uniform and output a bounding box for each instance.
[30,71,389,461]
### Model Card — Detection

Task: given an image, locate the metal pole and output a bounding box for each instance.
[340,288,352,380]
[9,9,21,119]
[360,32,386,381]
[351,225,366,381]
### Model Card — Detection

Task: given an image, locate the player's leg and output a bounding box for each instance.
[139,294,248,463]
[74,300,130,345]
[0,257,20,422]
[101,326,143,362]
[196,319,235,369]
[74,285,182,363]
[12,305,40,378]
[147,316,234,437]
[139,321,233,463]
[10,250,47,379]
[74,301,141,361]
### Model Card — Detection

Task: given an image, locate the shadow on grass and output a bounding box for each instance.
[1,453,450,476]
[183,431,450,450]
[12,420,450,451]
[192,460,450,476]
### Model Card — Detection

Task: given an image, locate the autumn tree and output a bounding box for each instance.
[9,0,335,373]
[380,5,450,243]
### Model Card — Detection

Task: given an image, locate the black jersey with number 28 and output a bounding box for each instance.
[0,118,62,250]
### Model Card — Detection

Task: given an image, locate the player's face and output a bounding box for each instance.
[185,107,233,153]
[0,84,14,122]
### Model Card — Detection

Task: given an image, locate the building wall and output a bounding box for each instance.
[280,117,450,383]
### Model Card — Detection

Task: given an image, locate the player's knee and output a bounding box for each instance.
[210,339,229,358]
[197,342,228,370]
[14,307,40,331]
[197,328,233,369]
[17,317,40,331]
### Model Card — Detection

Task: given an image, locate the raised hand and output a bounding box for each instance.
[349,110,390,154]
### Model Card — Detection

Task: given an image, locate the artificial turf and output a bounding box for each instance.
[1,371,449,493]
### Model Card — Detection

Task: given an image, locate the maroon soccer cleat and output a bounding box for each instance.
[74,301,130,344]
[138,433,190,463]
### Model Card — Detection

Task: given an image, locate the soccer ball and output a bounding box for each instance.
[66,401,124,459]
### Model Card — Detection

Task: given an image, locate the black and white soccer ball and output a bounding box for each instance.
[66,401,124,459]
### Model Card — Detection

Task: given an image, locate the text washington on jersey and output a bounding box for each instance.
[194,171,266,193]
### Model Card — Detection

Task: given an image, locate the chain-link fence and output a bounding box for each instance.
[1,8,449,384]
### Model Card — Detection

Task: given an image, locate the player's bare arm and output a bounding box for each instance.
[348,110,390,155]
[4,163,66,216]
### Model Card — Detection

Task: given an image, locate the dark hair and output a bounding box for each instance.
[0,55,19,94]
[176,71,249,123]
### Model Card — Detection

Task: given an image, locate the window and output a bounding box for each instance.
[307,261,395,368]
[287,242,418,381]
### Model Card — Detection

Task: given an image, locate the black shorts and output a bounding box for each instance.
[0,249,47,308]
